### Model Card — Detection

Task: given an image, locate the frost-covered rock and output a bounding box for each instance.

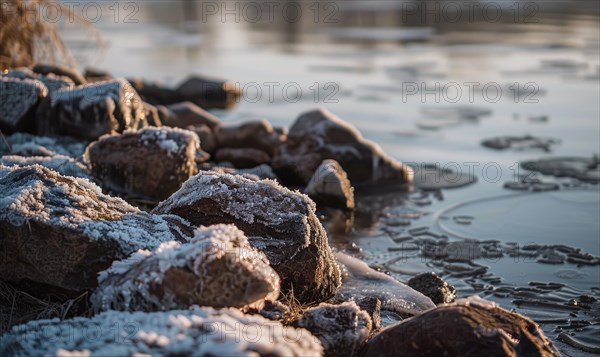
[84,127,201,200]
[92,224,280,312]
[0,133,86,158]
[0,76,47,134]
[0,307,323,357]
[0,155,91,179]
[0,165,194,295]
[335,252,435,316]
[199,163,280,181]
[408,272,456,304]
[293,302,372,357]
[363,297,559,357]
[4,67,75,93]
[162,101,221,129]
[36,79,146,141]
[214,119,287,157]
[305,160,355,210]
[0,164,14,179]
[273,108,412,187]
[356,297,382,330]
[153,170,341,304]
[215,147,271,168]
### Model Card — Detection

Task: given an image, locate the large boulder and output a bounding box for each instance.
[363,297,559,356]
[92,224,280,312]
[214,119,287,157]
[273,108,412,187]
[0,307,323,357]
[0,77,47,134]
[153,171,341,304]
[0,165,194,295]
[305,160,355,210]
[293,302,372,357]
[84,127,201,200]
[35,79,146,141]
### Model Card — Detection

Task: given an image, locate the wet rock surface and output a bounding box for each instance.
[305,159,355,210]
[411,163,477,190]
[0,307,323,357]
[84,127,200,200]
[408,272,456,304]
[292,302,372,357]
[36,79,146,141]
[363,297,559,356]
[0,165,194,295]
[0,77,47,134]
[153,170,341,304]
[521,156,600,183]
[92,224,280,312]
[273,108,412,187]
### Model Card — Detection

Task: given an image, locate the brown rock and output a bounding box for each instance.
[0,77,47,134]
[92,224,280,312]
[142,102,162,127]
[215,147,271,168]
[408,272,456,304]
[357,297,382,330]
[363,297,559,357]
[83,67,113,83]
[293,302,372,357]
[152,171,341,304]
[186,124,216,153]
[36,79,146,141]
[84,127,201,200]
[0,165,194,296]
[128,77,185,105]
[32,63,87,86]
[176,75,242,109]
[214,119,287,157]
[273,108,412,187]
[305,160,354,210]
[162,101,221,129]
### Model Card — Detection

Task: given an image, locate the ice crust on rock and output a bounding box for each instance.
[0,154,91,179]
[335,252,436,316]
[0,307,323,357]
[0,165,194,293]
[293,302,372,357]
[153,170,341,304]
[92,224,281,312]
[0,133,86,158]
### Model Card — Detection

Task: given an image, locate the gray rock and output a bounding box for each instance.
[0,165,194,295]
[305,160,354,210]
[293,302,372,357]
[84,127,201,200]
[0,154,91,179]
[214,119,287,157]
[273,108,412,187]
[153,170,341,304]
[0,307,323,357]
[92,224,280,312]
[0,77,47,134]
[407,272,456,304]
[36,79,146,141]
[4,67,74,93]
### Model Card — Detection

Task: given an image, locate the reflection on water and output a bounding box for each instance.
[65,1,600,354]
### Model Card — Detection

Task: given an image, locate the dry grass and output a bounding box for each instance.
[279,287,311,325]
[0,0,102,69]
[0,280,91,333]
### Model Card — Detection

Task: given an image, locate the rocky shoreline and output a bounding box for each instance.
[0,64,562,356]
